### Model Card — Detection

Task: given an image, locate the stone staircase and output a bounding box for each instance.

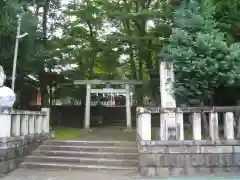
[20,140,138,170]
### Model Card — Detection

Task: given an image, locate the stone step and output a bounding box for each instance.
[20,162,138,171]
[44,140,136,147]
[32,150,138,159]
[25,156,138,166]
[38,145,137,153]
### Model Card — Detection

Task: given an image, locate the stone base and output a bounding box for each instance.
[140,167,240,177]
[138,140,240,177]
[0,133,48,175]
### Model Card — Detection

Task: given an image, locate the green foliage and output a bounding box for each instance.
[2,0,240,105]
[164,0,240,105]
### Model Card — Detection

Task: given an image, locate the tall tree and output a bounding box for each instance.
[164,0,240,105]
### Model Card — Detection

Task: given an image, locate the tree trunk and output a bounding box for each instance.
[200,101,210,137]
[40,0,50,107]
[87,21,96,79]
[129,47,137,80]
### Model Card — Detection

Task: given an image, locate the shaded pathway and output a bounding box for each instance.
[77,126,137,141]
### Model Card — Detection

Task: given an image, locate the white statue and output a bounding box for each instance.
[0,66,16,108]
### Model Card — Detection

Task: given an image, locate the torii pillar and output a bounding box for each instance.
[84,84,91,129]
[125,84,132,130]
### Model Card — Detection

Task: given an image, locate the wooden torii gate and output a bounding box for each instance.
[74,80,142,130]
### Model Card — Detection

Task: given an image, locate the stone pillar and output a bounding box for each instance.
[209,112,219,141]
[0,110,12,137]
[160,61,179,140]
[21,112,29,135]
[125,84,132,130]
[84,84,91,129]
[11,113,21,136]
[137,107,151,140]
[136,108,141,138]
[35,115,42,134]
[224,112,234,140]
[28,114,35,134]
[176,112,184,140]
[42,108,50,133]
[192,113,201,140]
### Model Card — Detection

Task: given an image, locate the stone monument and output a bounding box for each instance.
[159,54,180,140]
[0,66,16,109]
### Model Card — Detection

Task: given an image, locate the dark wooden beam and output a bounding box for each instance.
[143,106,240,113]
[74,80,143,85]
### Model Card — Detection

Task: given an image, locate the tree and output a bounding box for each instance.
[164,0,240,105]
[214,0,240,43]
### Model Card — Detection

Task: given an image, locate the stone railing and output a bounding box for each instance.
[0,108,49,175]
[136,106,240,178]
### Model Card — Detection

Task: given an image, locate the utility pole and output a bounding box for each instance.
[11,14,28,91]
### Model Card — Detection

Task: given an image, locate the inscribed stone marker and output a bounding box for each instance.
[160,61,177,140]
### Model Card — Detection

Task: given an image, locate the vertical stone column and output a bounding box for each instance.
[28,113,35,134]
[125,84,132,130]
[160,61,180,140]
[85,84,91,129]
[209,112,219,141]
[224,112,234,140]
[192,113,201,140]
[0,110,12,137]
[11,112,21,136]
[176,112,184,140]
[35,115,42,134]
[42,108,50,133]
[137,107,151,140]
[21,112,29,136]
[136,107,142,138]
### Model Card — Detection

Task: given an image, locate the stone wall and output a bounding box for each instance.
[0,134,48,175]
[138,140,240,178]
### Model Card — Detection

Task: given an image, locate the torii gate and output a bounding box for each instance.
[74,80,142,130]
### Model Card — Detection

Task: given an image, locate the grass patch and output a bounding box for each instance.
[52,127,88,140]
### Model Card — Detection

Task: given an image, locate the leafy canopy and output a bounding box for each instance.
[164,0,240,105]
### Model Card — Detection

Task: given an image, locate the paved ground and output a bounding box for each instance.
[1,169,140,180]
[2,169,240,180]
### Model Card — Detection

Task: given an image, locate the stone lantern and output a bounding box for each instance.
[0,66,16,109]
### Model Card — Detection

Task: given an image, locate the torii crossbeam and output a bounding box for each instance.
[74,80,142,130]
